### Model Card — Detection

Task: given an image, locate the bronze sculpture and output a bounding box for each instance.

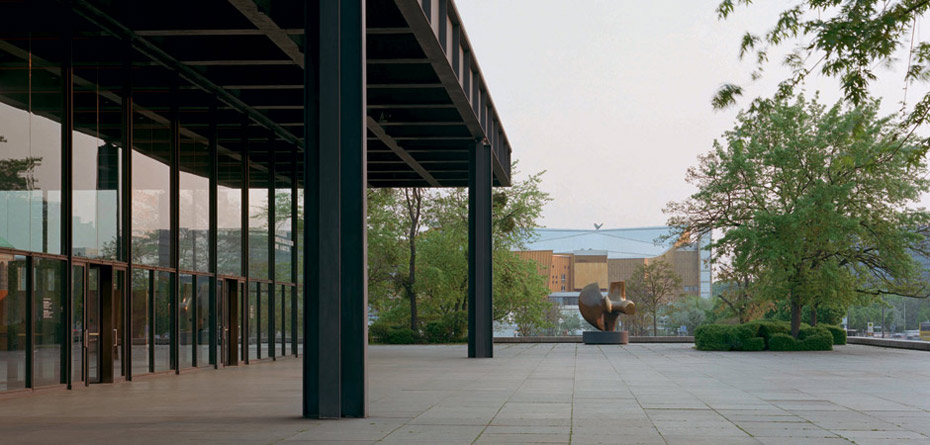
[578,281,635,332]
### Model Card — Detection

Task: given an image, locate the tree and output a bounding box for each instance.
[663,295,714,336]
[667,94,930,338]
[713,264,772,324]
[713,0,930,160]
[402,188,424,330]
[626,260,683,336]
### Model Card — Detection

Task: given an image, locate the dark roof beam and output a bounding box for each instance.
[227,0,305,68]
[366,116,440,187]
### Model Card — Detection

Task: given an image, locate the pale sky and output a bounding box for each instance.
[455,0,930,230]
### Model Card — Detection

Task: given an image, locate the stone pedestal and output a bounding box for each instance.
[582,330,629,345]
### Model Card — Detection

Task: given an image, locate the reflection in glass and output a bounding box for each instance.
[179,275,193,369]
[71,265,84,383]
[153,271,172,372]
[132,112,171,268]
[33,258,63,387]
[131,268,150,375]
[0,36,62,254]
[196,276,210,367]
[249,164,269,279]
[217,152,243,277]
[0,254,27,391]
[297,285,303,356]
[215,279,224,366]
[280,285,289,356]
[262,283,272,358]
[249,282,258,361]
[180,139,210,272]
[72,61,121,260]
[275,171,293,283]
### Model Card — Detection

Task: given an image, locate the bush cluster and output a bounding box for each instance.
[369,312,467,345]
[695,320,838,351]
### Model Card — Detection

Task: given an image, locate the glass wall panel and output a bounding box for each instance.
[275,172,293,283]
[239,282,245,362]
[153,271,172,372]
[131,268,150,375]
[248,282,258,361]
[0,36,62,254]
[179,138,210,272]
[132,113,171,268]
[297,285,303,356]
[217,152,242,277]
[179,275,193,369]
[72,53,122,260]
[71,265,84,383]
[196,276,210,367]
[215,279,223,366]
[262,283,272,358]
[248,164,269,279]
[280,285,289,356]
[33,258,63,387]
[0,254,27,391]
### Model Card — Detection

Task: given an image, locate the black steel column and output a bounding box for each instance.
[302,0,321,419]
[208,99,218,368]
[291,147,299,357]
[268,134,276,360]
[304,0,367,419]
[120,39,134,381]
[61,15,74,389]
[340,0,368,418]
[316,0,342,419]
[170,79,180,373]
[468,139,493,359]
[241,119,250,365]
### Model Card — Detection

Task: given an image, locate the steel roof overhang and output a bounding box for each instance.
[2,0,512,188]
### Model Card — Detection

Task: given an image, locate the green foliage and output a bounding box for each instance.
[367,166,554,342]
[714,0,930,159]
[769,326,834,351]
[626,260,683,336]
[822,324,847,345]
[663,295,714,335]
[694,321,834,351]
[667,94,930,338]
[369,322,421,344]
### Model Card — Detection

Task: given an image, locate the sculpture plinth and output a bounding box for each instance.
[578,281,635,345]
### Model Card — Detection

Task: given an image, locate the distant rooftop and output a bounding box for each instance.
[520,226,683,259]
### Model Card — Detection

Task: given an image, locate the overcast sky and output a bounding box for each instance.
[454,0,930,230]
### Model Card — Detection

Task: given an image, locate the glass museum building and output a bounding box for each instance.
[0,0,512,418]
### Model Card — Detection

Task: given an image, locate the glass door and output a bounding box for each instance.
[86,267,100,384]
[71,264,85,386]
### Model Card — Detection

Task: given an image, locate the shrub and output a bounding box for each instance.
[769,327,833,351]
[768,333,799,351]
[368,322,391,343]
[382,327,420,344]
[695,324,731,351]
[798,326,833,351]
[821,324,847,345]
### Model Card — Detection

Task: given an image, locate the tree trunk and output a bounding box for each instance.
[810,305,818,326]
[790,300,801,338]
[652,313,658,337]
[407,235,418,331]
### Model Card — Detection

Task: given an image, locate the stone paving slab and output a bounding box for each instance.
[0,343,928,444]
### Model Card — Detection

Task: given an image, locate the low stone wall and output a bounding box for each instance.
[494,336,694,344]
[847,337,930,351]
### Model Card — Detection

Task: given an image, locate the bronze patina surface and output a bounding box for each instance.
[578,281,635,331]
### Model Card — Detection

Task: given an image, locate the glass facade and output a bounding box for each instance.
[179,139,210,273]
[179,274,194,369]
[0,255,27,391]
[0,13,302,395]
[131,268,150,376]
[33,258,63,387]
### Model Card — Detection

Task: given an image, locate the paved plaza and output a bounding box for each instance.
[0,343,928,444]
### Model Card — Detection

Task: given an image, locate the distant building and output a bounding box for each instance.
[514,226,712,298]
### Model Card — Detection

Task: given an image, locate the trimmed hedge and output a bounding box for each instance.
[822,324,847,345]
[695,321,835,351]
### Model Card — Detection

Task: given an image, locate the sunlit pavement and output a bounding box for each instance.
[1,343,929,444]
